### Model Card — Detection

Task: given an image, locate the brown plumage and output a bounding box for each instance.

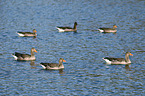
[12,48,37,61]
[17,29,37,36]
[98,25,117,33]
[40,58,66,69]
[103,52,133,64]
[56,22,77,32]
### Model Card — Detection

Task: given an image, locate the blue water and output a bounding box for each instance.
[0,0,145,95]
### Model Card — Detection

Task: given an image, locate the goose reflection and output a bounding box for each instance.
[33,36,36,39]
[125,64,131,71]
[59,69,64,74]
[41,69,64,74]
[30,61,37,69]
[105,64,131,71]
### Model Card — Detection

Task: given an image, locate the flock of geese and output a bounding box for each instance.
[12,22,133,70]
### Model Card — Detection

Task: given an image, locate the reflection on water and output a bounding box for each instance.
[105,64,131,71]
[59,69,64,74]
[18,36,37,39]
[33,36,36,39]
[30,61,37,69]
[40,68,64,74]
[101,32,117,35]
[125,64,131,71]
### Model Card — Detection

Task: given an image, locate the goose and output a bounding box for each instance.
[40,58,66,69]
[12,48,37,61]
[56,22,77,32]
[98,25,117,33]
[17,29,37,36]
[103,52,133,64]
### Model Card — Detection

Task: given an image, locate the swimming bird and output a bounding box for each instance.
[56,22,77,32]
[40,58,66,69]
[98,25,117,33]
[12,48,37,61]
[17,29,37,36]
[103,52,133,64]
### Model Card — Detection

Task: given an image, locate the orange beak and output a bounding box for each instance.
[115,25,117,28]
[130,53,133,56]
[34,49,38,53]
[33,30,37,33]
[63,59,66,62]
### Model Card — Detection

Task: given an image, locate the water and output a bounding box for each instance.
[0,0,145,95]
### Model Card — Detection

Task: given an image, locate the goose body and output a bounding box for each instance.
[103,52,133,64]
[56,22,77,32]
[40,58,66,70]
[12,48,37,61]
[98,25,117,33]
[17,29,37,36]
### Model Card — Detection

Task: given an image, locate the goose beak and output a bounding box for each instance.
[63,59,66,62]
[34,49,38,53]
[130,53,133,56]
[33,29,37,33]
[115,25,117,28]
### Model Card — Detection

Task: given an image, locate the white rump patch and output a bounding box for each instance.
[40,64,46,69]
[102,58,111,64]
[11,54,18,60]
[16,32,25,36]
[56,27,65,32]
[98,29,104,33]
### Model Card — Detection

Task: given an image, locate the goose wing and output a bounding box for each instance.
[57,26,73,29]
[15,52,31,58]
[40,63,59,68]
[104,57,125,62]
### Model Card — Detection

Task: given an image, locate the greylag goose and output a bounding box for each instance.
[12,48,37,61]
[40,58,66,69]
[17,29,37,36]
[103,52,133,64]
[98,25,117,33]
[56,22,77,32]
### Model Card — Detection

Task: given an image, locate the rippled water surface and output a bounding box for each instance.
[0,0,145,95]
